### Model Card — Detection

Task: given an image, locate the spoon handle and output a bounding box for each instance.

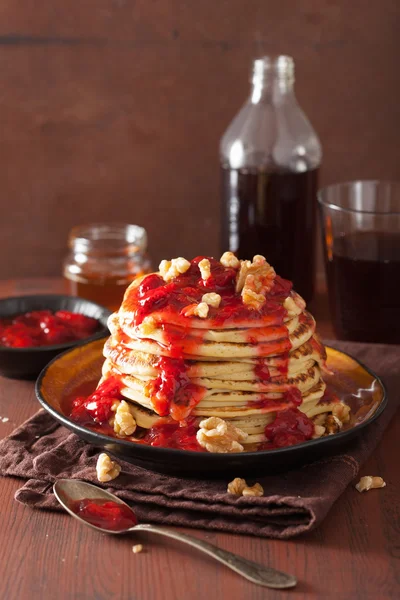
[132,524,296,589]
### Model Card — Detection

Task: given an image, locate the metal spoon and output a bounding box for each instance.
[53,479,296,589]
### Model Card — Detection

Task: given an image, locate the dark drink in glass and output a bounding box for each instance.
[326,231,400,343]
[319,181,400,344]
[221,165,319,302]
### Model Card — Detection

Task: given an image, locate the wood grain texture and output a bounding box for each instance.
[0,2,399,277]
[0,278,399,600]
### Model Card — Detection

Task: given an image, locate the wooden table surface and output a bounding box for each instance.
[0,279,399,600]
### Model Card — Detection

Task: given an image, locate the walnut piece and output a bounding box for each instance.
[241,284,266,310]
[235,255,276,310]
[196,417,248,453]
[202,292,221,308]
[227,478,264,497]
[242,483,264,497]
[198,258,211,281]
[227,477,247,495]
[132,544,143,554]
[325,414,343,435]
[96,453,121,482]
[159,257,191,282]
[220,251,240,269]
[355,476,386,493]
[113,400,137,436]
[181,302,209,319]
[332,402,351,423]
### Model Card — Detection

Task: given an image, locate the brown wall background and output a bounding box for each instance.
[0,0,399,278]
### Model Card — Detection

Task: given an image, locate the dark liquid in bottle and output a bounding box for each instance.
[326,231,400,343]
[220,166,318,303]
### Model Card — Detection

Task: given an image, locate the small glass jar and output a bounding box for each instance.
[63,223,152,311]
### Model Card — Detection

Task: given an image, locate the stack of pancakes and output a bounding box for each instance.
[100,262,339,448]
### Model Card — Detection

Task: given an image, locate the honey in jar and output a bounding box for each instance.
[63,224,152,311]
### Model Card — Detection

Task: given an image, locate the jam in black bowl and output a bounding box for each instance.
[0,295,111,379]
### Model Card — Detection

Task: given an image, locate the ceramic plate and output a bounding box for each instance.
[35,338,387,477]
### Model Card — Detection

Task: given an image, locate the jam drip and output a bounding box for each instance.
[70,498,137,530]
[144,357,205,421]
[255,359,271,382]
[70,377,122,425]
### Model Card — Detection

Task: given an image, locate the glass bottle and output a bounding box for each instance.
[63,223,152,311]
[220,55,322,302]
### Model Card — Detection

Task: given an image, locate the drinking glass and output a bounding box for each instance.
[318,181,400,344]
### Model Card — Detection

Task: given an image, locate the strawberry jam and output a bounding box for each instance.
[262,407,315,449]
[144,357,205,421]
[126,257,291,328]
[70,498,137,530]
[70,377,122,425]
[141,418,204,452]
[255,359,271,382]
[0,310,99,348]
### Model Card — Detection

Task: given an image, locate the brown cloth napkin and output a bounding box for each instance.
[0,340,398,539]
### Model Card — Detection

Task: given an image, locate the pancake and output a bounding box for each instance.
[79,253,348,452]
[107,311,316,359]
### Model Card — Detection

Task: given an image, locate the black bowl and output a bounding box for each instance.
[0,295,111,379]
[35,338,388,478]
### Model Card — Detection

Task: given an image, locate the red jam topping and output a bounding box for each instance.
[249,387,302,411]
[129,257,291,328]
[70,377,122,425]
[0,310,99,348]
[144,357,205,421]
[70,498,137,530]
[141,418,204,452]
[255,359,271,382]
[262,407,315,449]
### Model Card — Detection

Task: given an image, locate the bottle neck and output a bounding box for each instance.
[250,77,295,104]
[250,55,296,104]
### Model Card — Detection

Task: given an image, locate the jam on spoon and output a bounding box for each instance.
[69,498,138,531]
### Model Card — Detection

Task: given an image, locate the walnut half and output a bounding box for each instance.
[113,400,137,436]
[96,453,121,482]
[227,477,264,497]
[235,255,276,310]
[227,477,247,495]
[355,476,386,493]
[197,417,248,453]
